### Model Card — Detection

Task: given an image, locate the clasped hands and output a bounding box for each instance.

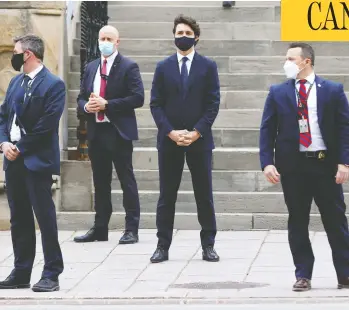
[85,93,107,113]
[168,130,200,147]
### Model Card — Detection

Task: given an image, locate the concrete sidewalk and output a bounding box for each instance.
[0,229,349,305]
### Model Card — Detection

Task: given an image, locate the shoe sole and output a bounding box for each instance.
[74,239,108,243]
[203,257,220,262]
[0,284,30,289]
[338,284,349,289]
[119,239,139,245]
[292,287,311,292]
[32,285,60,293]
[150,258,169,263]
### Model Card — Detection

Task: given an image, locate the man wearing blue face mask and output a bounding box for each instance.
[75,25,144,245]
[149,15,220,263]
[260,42,349,291]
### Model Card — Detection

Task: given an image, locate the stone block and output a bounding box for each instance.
[112,170,258,192]
[60,160,93,212]
[56,211,252,230]
[107,21,280,40]
[108,6,277,23]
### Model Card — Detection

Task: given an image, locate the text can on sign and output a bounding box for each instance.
[281,0,349,41]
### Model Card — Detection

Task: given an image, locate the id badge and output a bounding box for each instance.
[299,118,309,133]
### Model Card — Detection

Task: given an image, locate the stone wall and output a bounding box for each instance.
[0,1,66,100]
[0,1,67,229]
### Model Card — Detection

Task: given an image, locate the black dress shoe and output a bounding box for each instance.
[119,231,139,244]
[73,227,108,243]
[338,277,349,289]
[202,246,220,262]
[32,278,59,292]
[0,274,30,289]
[150,247,169,263]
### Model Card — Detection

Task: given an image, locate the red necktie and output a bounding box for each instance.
[298,79,312,147]
[97,59,108,121]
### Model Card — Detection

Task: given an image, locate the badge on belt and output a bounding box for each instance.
[318,151,325,160]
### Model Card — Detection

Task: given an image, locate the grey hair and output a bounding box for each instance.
[13,34,44,61]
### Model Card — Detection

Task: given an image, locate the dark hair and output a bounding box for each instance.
[288,42,315,66]
[13,34,44,61]
[173,14,200,38]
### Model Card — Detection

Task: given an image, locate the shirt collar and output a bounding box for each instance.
[177,49,195,63]
[296,71,315,84]
[26,64,44,80]
[101,49,118,64]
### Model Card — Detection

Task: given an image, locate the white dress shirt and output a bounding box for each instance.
[295,72,327,152]
[177,49,195,74]
[86,50,119,123]
[10,64,44,142]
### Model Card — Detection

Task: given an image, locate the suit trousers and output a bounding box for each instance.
[281,156,349,280]
[88,123,140,232]
[5,157,63,281]
[156,147,217,249]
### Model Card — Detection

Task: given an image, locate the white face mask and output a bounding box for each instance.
[283,60,306,79]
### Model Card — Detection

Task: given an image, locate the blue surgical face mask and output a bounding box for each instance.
[99,41,114,56]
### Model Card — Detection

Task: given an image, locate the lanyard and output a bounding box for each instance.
[295,82,314,108]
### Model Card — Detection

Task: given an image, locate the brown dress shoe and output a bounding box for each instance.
[338,277,349,289]
[292,278,311,291]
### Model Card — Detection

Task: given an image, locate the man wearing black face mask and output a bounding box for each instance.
[0,34,65,292]
[149,15,220,263]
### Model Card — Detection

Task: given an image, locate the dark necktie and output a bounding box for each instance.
[14,75,31,117]
[180,56,189,96]
[298,79,312,147]
[98,59,108,121]
[22,75,32,93]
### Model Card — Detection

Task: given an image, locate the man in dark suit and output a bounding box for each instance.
[260,42,349,291]
[74,25,144,244]
[0,34,64,292]
[149,15,220,263]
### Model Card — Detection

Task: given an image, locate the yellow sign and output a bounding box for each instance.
[281,0,349,41]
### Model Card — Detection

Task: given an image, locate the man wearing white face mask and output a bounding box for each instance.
[260,42,349,291]
[75,25,144,244]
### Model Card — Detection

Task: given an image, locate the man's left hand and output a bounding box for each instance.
[89,95,108,111]
[336,164,349,184]
[177,131,200,146]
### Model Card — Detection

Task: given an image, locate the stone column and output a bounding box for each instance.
[0,1,67,229]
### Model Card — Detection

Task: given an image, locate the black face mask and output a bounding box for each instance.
[11,53,25,71]
[175,36,196,52]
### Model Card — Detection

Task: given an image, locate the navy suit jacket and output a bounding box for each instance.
[0,67,65,175]
[150,52,220,151]
[259,75,349,174]
[77,53,144,141]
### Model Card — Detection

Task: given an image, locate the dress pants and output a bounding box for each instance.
[156,147,217,249]
[5,157,63,281]
[88,123,140,232]
[281,156,349,280]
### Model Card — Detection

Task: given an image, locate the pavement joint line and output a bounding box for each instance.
[165,243,201,294]
[66,240,120,294]
[123,229,181,292]
[241,230,269,285]
[2,297,349,305]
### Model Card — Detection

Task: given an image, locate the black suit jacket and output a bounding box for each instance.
[150,52,220,151]
[77,53,144,141]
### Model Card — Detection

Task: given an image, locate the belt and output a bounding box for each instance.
[300,150,327,160]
